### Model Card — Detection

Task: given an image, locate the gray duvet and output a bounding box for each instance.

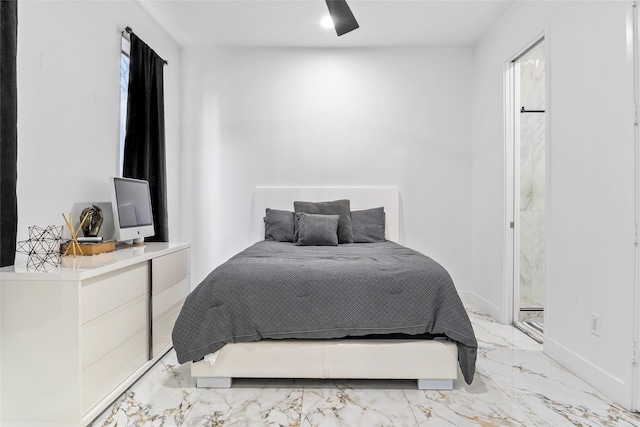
[172,241,477,384]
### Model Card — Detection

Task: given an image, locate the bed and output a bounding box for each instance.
[172,187,477,390]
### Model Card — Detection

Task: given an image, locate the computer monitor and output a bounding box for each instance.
[109,177,155,244]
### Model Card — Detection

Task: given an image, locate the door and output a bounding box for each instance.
[509,38,546,343]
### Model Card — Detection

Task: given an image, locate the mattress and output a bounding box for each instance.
[172,241,477,384]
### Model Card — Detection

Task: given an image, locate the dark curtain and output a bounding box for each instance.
[0,0,18,267]
[123,33,168,242]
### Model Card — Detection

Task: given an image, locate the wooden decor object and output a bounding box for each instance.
[60,240,116,256]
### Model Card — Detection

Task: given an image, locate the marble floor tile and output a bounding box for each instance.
[300,381,418,427]
[467,306,541,351]
[90,305,640,427]
[517,309,544,323]
[477,345,640,427]
[181,385,303,427]
[403,370,534,426]
[92,351,203,426]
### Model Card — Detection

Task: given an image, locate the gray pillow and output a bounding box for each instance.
[293,199,353,244]
[295,213,339,246]
[264,208,294,242]
[351,207,386,243]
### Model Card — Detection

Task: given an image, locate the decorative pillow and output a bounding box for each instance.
[351,207,386,243]
[295,213,340,246]
[264,208,294,242]
[293,199,353,244]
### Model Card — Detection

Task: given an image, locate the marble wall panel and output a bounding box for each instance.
[530,210,546,306]
[519,210,533,303]
[519,42,545,111]
[520,144,533,211]
[531,119,546,211]
[518,42,545,313]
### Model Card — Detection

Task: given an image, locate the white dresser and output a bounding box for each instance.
[0,242,190,426]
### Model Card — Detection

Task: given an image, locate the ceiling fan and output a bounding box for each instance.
[325,0,359,36]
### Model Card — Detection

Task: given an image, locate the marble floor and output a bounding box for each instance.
[91,307,640,426]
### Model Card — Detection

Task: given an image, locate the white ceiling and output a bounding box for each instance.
[137,0,514,48]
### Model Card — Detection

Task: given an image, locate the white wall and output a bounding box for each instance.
[15,0,182,257]
[180,47,473,285]
[14,0,638,413]
[471,0,636,409]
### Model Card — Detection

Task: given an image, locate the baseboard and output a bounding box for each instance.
[544,336,632,410]
[459,291,506,323]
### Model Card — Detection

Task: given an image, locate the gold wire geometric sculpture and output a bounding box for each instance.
[62,212,89,257]
[16,225,64,271]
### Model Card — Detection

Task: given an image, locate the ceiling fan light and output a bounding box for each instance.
[320,15,334,30]
[325,0,359,36]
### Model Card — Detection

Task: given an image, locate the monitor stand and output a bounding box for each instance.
[120,237,145,246]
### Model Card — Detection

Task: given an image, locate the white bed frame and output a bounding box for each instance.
[191,187,459,390]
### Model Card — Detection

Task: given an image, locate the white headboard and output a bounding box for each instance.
[253,187,400,243]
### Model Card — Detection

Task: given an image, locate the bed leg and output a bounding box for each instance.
[417,379,453,390]
[196,377,232,388]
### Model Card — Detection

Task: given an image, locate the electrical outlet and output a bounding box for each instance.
[591,312,601,336]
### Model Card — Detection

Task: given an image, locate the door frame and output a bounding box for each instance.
[503,34,547,327]
[632,0,640,412]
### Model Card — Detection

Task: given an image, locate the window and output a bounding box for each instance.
[119,36,131,177]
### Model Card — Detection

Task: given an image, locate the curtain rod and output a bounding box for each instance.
[520,106,545,113]
[121,26,132,41]
[121,26,169,65]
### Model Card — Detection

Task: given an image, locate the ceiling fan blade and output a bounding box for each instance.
[325,0,359,36]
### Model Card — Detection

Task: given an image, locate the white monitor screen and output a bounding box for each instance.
[114,178,153,228]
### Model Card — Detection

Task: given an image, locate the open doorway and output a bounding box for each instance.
[511,38,546,343]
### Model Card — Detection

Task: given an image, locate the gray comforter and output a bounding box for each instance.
[172,241,477,384]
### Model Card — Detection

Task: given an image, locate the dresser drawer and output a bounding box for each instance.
[81,328,148,414]
[152,276,189,322]
[81,294,148,370]
[81,263,148,324]
[152,305,182,358]
[152,249,189,292]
